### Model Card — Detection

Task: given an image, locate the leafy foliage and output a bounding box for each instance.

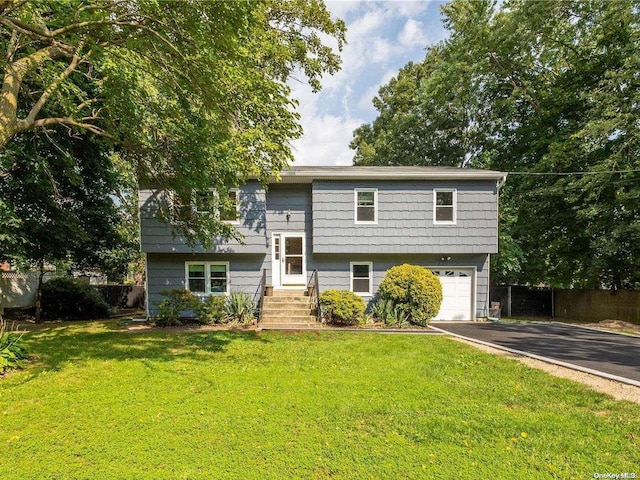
[319,290,365,325]
[0,1,345,248]
[370,297,409,327]
[155,289,201,327]
[351,0,640,289]
[41,277,113,320]
[0,318,28,374]
[195,295,227,325]
[224,292,256,326]
[378,265,442,326]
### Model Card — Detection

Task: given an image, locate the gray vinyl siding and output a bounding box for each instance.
[312,180,499,254]
[139,181,267,254]
[310,253,490,318]
[146,253,266,317]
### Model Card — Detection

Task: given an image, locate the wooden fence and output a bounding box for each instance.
[555,289,640,325]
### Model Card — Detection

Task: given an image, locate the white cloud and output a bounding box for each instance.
[287,1,447,166]
[398,18,428,47]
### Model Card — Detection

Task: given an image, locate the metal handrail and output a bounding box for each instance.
[256,268,266,324]
[307,269,321,323]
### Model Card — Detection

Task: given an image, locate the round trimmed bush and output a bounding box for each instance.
[319,290,366,325]
[378,264,442,326]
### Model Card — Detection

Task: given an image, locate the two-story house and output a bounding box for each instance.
[139,166,506,323]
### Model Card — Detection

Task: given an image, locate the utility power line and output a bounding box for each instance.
[506,169,640,176]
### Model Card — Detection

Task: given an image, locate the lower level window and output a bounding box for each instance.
[351,262,373,295]
[186,262,229,295]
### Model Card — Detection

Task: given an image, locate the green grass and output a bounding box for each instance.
[1,321,639,479]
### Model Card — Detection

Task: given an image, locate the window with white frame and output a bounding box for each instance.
[185,262,230,295]
[350,262,373,295]
[194,188,239,223]
[354,189,377,224]
[434,189,457,224]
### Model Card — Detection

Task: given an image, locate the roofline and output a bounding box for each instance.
[270,168,507,183]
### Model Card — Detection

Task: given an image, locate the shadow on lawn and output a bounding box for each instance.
[17,319,270,378]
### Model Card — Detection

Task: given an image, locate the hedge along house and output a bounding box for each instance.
[139,166,507,322]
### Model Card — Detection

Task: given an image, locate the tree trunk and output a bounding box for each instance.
[34,260,45,323]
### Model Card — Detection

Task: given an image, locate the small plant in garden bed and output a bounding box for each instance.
[0,318,28,374]
[370,298,409,327]
[155,289,201,327]
[319,290,365,325]
[224,292,256,325]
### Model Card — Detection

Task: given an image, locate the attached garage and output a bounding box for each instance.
[430,268,475,321]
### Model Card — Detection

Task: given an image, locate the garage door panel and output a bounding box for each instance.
[431,269,473,321]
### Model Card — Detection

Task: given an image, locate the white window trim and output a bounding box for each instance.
[433,188,457,225]
[222,188,240,225]
[350,261,373,296]
[184,261,230,296]
[193,188,240,224]
[354,188,378,225]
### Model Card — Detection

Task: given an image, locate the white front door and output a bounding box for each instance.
[272,233,306,287]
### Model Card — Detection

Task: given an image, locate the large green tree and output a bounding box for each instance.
[351,0,640,289]
[0,0,345,247]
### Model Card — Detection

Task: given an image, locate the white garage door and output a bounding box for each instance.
[431,269,474,321]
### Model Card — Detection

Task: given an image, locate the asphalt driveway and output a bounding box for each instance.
[433,321,640,383]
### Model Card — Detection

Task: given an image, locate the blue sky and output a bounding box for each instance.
[290,1,450,166]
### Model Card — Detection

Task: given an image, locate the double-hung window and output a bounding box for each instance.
[434,189,457,224]
[195,188,239,223]
[350,262,373,295]
[186,262,230,296]
[354,189,377,224]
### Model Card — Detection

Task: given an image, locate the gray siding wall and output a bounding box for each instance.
[146,253,266,317]
[139,181,268,254]
[312,180,498,254]
[310,253,490,318]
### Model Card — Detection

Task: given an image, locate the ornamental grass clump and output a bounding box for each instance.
[319,290,365,325]
[378,264,442,326]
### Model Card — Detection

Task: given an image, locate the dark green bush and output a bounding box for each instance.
[41,277,113,320]
[155,289,201,327]
[319,290,365,325]
[0,319,28,374]
[195,295,227,324]
[378,264,442,326]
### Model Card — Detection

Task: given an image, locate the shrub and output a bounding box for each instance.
[319,290,365,325]
[224,292,256,325]
[370,298,409,327]
[195,295,227,325]
[41,277,113,320]
[378,264,442,326]
[155,289,201,327]
[0,318,28,374]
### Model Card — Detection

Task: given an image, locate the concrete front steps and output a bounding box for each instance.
[259,289,322,329]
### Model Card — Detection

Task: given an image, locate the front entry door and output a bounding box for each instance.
[272,233,306,287]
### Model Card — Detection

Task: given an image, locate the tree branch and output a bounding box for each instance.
[31,116,111,138]
[25,43,86,125]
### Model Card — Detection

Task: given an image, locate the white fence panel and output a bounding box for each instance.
[0,272,57,310]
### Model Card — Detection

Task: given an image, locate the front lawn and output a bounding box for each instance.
[1,321,638,479]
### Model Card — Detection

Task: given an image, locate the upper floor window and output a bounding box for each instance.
[195,188,239,223]
[354,188,377,224]
[434,189,456,225]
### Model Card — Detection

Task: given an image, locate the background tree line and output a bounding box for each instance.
[351,0,639,290]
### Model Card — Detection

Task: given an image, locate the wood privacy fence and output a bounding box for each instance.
[490,286,640,324]
[555,289,640,325]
